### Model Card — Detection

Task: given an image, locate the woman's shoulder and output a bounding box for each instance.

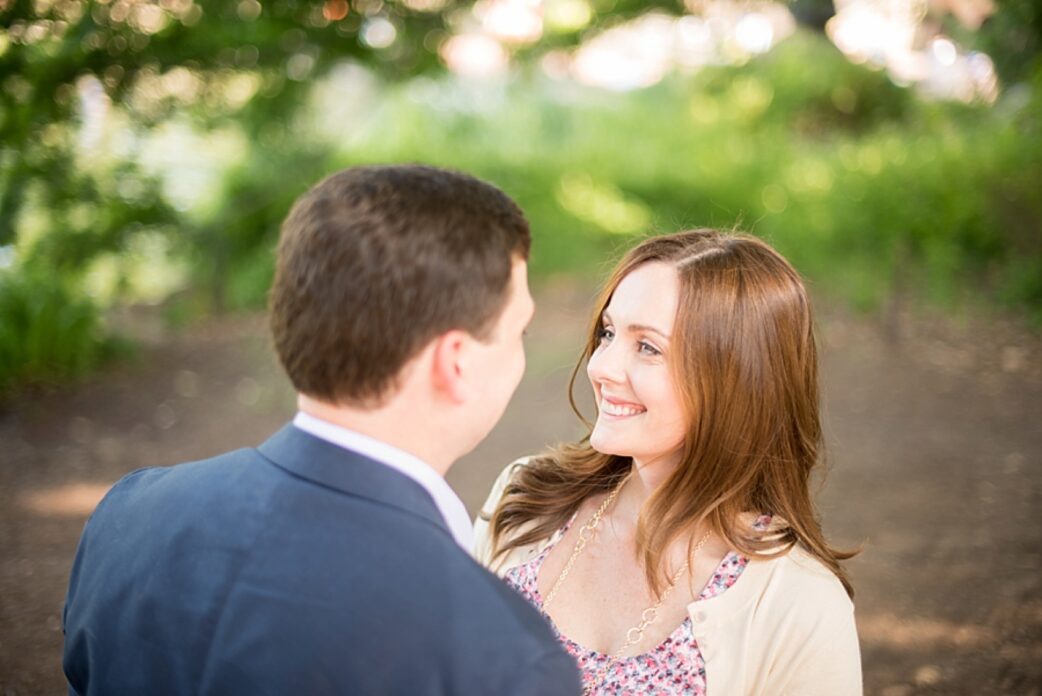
[472,456,541,571]
[748,546,862,692]
[704,545,860,696]
[494,455,535,487]
[756,544,854,615]
[478,457,533,514]
[734,515,852,608]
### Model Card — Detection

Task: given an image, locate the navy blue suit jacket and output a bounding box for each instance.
[63,425,580,695]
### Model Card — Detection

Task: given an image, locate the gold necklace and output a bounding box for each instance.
[542,479,713,695]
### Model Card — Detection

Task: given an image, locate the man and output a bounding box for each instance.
[62,165,581,695]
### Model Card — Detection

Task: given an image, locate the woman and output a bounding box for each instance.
[474,229,862,695]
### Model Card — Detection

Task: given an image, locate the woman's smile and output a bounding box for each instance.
[599,395,646,418]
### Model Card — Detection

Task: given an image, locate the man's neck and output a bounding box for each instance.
[297,394,452,476]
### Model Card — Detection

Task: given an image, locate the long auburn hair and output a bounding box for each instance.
[487,229,857,597]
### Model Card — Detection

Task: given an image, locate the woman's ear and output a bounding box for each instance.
[430,330,469,404]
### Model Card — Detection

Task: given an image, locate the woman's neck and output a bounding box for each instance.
[608,455,676,532]
[631,455,675,492]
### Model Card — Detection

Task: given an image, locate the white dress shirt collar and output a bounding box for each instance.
[292,411,474,551]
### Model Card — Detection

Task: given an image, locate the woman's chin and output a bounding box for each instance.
[589,432,625,457]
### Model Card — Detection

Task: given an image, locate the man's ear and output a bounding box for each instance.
[430,330,469,404]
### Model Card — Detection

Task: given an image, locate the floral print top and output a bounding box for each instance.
[503,516,766,695]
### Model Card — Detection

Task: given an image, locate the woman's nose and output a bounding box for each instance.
[587,340,625,385]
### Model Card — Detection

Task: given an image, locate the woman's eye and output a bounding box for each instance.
[597,327,615,343]
[638,341,661,356]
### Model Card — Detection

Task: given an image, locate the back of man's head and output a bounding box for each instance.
[269,165,530,407]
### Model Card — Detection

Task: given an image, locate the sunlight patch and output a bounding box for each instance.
[20,483,113,518]
[858,612,995,649]
[556,173,651,235]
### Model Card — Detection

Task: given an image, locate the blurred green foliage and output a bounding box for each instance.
[960,0,1042,85]
[1,0,1041,392]
[321,32,1039,319]
[0,269,128,392]
[0,0,700,391]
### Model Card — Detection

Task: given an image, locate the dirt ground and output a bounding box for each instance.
[1,281,1040,695]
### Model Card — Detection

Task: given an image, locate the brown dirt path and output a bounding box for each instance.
[1,282,1040,695]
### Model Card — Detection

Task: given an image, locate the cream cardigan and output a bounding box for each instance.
[473,461,863,696]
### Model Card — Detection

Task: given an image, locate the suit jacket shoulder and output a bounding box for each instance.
[63,428,579,695]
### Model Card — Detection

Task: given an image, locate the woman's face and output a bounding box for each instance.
[587,262,687,471]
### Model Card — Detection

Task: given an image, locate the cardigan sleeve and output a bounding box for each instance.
[472,458,528,570]
[783,601,862,694]
[771,556,863,695]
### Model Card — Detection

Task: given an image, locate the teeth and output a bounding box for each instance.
[601,400,645,417]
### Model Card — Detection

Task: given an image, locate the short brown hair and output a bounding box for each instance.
[269,165,530,406]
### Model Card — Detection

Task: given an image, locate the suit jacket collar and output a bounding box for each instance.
[258,424,450,538]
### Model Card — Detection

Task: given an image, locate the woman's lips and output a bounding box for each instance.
[599,397,646,417]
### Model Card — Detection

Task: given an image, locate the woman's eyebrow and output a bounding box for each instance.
[602,311,671,339]
[629,323,671,340]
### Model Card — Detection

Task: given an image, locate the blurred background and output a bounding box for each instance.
[1,0,1040,693]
